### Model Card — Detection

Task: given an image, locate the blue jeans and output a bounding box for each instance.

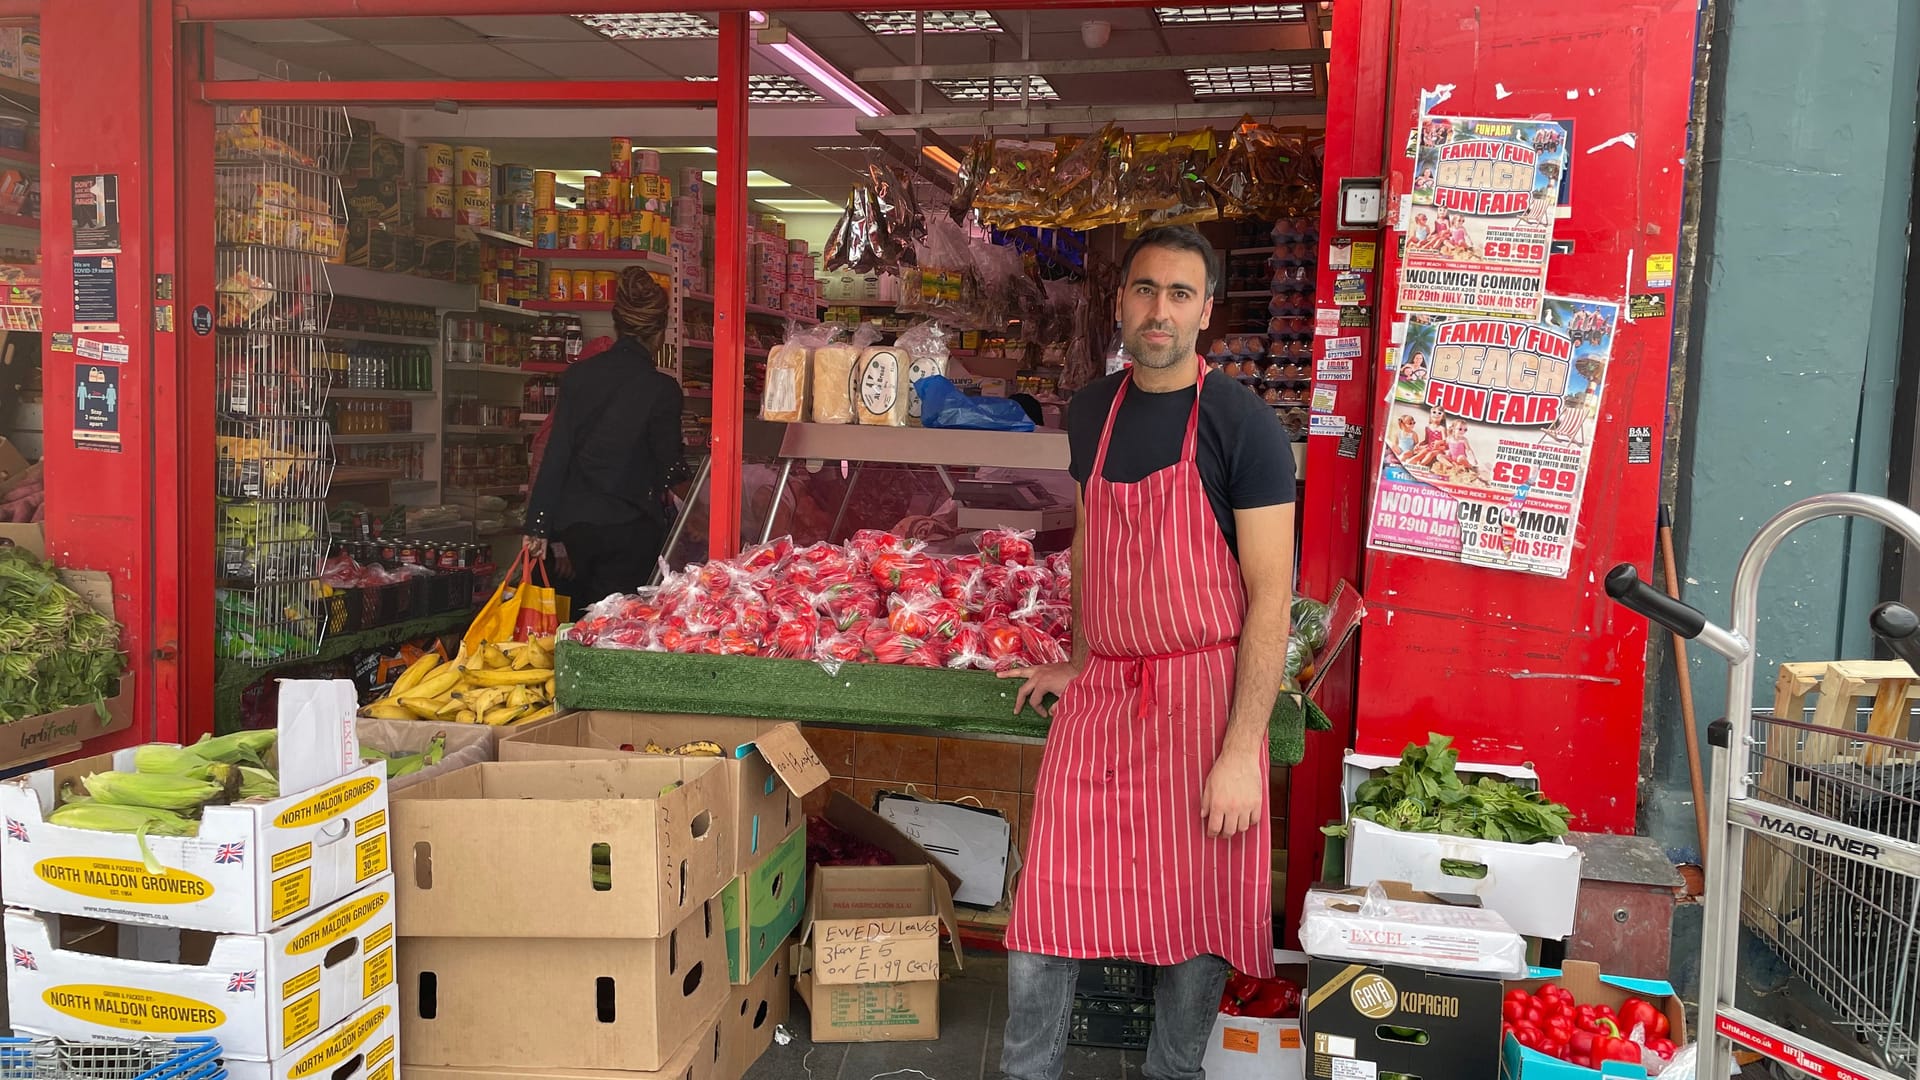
[1001,950,1231,1080]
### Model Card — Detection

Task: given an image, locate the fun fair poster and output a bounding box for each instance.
[1400,116,1570,321]
[1366,296,1618,577]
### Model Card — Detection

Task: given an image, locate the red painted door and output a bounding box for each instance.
[1353,0,1701,830]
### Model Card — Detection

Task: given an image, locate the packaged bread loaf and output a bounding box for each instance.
[810,324,877,424]
[895,320,952,426]
[855,345,911,426]
[761,322,835,423]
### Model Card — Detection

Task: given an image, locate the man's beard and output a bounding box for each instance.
[1124,324,1194,370]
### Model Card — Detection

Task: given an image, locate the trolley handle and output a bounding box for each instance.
[1870,601,1920,673]
[1604,563,1707,639]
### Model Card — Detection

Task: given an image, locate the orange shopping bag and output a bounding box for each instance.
[513,556,568,641]
[463,549,570,652]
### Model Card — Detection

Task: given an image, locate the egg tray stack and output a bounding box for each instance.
[212,103,349,666]
[1206,216,1321,442]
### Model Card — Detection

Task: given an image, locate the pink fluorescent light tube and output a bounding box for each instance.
[748,9,888,118]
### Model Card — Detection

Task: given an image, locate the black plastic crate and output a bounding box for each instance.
[426,569,475,615]
[321,588,365,636]
[1068,995,1153,1050]
[1076,959,1157,1001]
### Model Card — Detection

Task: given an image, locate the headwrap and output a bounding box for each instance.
[612,266,669,351]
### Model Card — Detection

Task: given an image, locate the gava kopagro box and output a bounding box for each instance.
[5,876,397,1059]
[0,681,391,934]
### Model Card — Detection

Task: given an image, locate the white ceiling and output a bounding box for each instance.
[212,8,1329,206]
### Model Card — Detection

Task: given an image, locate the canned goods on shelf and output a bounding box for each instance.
[547,268,572,302]
[587,211,612,251]
[561,210,588,251]
[420,143,454,185]
[456,146,491,188]
[419,184,454,220]
[533,170,557,210]
[610,137,633,178]
[570,272,594,303]
[534,208,560,249]
[592,270,618,303]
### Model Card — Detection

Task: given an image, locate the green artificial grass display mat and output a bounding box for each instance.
[556,642,1329,765]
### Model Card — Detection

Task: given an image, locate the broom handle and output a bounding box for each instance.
[1660,504,1711,859]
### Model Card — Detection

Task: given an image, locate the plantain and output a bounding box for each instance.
[410,664,464,700]
[642,740,669,754]
[456,709,477,724]
[670,740,724,757]
[398,696,446,721]
[391,654,441,697]
[364,701,415,721]
[478,642,512,670]
[509,704,556,726]
[463,667,553,687]
[544,676,556,699]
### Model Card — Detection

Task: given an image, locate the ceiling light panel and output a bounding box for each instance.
[702,170,790,188]
[854,10,1004,34]
[573,13,717,39]
[932,76,1060,103]
[758,198,845,213]
[1154,5,1307,25]
[747,73,825,103]
[1185,63,1317,97]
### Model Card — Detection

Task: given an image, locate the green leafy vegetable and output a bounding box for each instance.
[1323,733,1571,844]
[0,546,124,725]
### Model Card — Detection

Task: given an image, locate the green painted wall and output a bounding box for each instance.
[1651,0,1919,857]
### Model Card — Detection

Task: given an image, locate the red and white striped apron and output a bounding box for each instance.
[1006,363,1273,978]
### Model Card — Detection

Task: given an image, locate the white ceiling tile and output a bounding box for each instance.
[495,41,665,79]
[310,17,479,44]
[450,16,604,42]
[246,44,430,81]
[378,43,553,79]
[218,20,352,45]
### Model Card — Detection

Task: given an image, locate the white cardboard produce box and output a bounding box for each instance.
[1200,1015,1303,1080]
[1341,751,1583,939]
[6,876,397,1059]
[0,681,392,934]
[223,986,400,1080]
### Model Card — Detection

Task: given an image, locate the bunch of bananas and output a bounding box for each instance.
[362,637,558,727]
[639,740,725,757]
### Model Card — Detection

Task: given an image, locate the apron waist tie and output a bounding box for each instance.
[1091,639,1240,720]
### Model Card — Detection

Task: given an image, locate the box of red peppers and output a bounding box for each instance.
[1501,961,1686,1080]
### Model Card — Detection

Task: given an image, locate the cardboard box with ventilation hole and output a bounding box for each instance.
[398,894,727,1071]
[497,711,828,879]
[793,863,963,1043]
[388,757,730,939]
[721,939,793,1079]
[4,877,396,1061]
[404,1001,726,1080]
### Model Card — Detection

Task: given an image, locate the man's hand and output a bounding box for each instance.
[522,536,548,560]
[551,541,575,582]
[1200,752,1263,839]
[997,662,1081,718]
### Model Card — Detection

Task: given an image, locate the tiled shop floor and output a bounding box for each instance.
[748,955,1144,1080]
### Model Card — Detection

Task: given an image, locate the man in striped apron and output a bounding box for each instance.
[999,226,1298,1080]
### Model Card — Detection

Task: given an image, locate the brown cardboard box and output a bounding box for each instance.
[399,896,728,1072]
[0,524,134,768]
[795,977,943,1045]
[390,757,731,939]
[403,1000,727,1080]
[792,863,963,1043]
[0,436,30,493]
[721,944,793,1078]
[500,711,829,875]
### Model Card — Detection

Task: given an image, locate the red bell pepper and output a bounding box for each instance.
[1621,996,1671,1041]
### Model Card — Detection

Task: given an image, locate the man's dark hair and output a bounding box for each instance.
[1119,225,1220,296]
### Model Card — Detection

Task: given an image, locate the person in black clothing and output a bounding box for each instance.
[523,267,684,605]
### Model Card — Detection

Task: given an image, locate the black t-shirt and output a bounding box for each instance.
[1067,368,1297,556]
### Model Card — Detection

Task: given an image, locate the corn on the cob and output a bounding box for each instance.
[82,771,225,811]
[189,730,277,766]
[133,745,210,775]
[237,766,278,800]
[48,802,199,874]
